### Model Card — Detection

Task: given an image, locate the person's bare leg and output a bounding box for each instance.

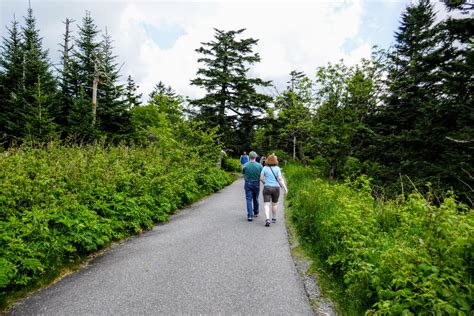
[264,202,271,220]
[272,202,278,220]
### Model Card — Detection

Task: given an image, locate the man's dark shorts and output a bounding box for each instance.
[263,186,280,203]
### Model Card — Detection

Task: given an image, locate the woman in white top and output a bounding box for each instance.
[259,154,288,227]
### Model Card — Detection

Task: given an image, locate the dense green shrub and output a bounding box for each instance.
[285,164,473,314]
[0,143,232,307]
[221,156,241,172]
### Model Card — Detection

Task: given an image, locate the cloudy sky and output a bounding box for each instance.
[2,0,423,100]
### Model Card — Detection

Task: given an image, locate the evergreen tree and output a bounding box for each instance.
[148,81,183,125]
[365,0,473,203]
[23,79,59,144]
[190,28,272,153]
[67,11,101,139]
[67,87,98,143]
[5,7,58,144]
[148,81,177,100]
[442,0,473,12]
[369,0,441,189]
[125,75,142,109]
[273,71,313,162]
[0,18,23,145]
[436,1,474,202]
[96,28,132,140]
[71,11,100,97]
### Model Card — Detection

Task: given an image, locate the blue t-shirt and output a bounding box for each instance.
[261,166,281,187]
[240,154,249,165]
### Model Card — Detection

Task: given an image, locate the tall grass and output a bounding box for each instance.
[285,164,473,314]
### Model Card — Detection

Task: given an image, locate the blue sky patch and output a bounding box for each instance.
[141,22,186,50]
[356,1,407,51]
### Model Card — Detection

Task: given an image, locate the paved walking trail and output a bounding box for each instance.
[8,178,313,315]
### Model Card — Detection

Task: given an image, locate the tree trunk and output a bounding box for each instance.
[329,158,337,180]
[293,135,296,159]
[92,77,98,125]
[296,142,306,165]
[62,19,72,79]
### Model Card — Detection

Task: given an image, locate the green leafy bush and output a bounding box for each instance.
[285,164,473,314]
[0,143,232,308]
[266,149,288,162]
[221,156,241,172]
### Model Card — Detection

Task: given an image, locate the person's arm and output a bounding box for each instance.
[278,173,288,193]
[260,169,265,185]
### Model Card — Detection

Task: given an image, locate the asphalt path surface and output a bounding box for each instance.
[8,177,313,315]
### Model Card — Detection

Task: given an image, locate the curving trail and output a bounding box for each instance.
[8,178,312,315]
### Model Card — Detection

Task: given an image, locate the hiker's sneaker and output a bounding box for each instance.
[265,219,271,227]
[271,218,277,223]
[254,212,259,217]
[248,217,253,222]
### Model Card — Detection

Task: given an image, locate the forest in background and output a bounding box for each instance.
[1,0,472,204]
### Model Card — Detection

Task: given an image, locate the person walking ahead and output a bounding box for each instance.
[260,154,288,227]
[243,151,263,221]
[240,151,249,167]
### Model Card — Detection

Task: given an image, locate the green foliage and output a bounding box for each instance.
[190,28,272,154]
[124,75,142,109]
[147,82,184,125]
[0,18,23,145]
[265,149,288,163]
[253,71,313,161]
[0,143,232,308]
[221,156,241,172]
[0,8,58,146]
[362,0,474,204]
[286,164,473,314]
[95,29,132,141]
[22,79,59,144]
[311,58,382,180]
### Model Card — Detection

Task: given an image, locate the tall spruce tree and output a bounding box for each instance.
[19,7,58,143]
[148,81,183,125]
[125,75,142,109]
[96,28,132,139]
[436,1,474,203]
[0,18,23,145]
[23,79,59,144]
[190,28,271,153]
[369,0,441,189]
[67,11,100,140]
[366,0,473,203]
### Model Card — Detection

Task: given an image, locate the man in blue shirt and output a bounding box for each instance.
[240,151,249,167]
[242,151,263,221]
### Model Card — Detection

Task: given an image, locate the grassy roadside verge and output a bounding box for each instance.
[284,163,473,315]
[285,197,339,315]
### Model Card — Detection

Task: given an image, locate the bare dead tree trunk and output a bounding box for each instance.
[293,135,296,160]
[61,19,74,74]
[62,19,70,73]
[92,76,98,125]
[61,18,74,98]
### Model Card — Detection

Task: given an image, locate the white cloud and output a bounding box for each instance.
[112,0,371,99]
[1,0,408,100]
